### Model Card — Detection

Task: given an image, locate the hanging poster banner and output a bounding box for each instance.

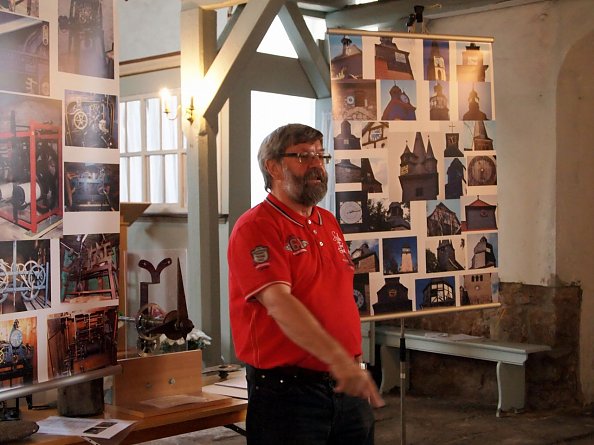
[0,0,119,398]
[328,29,499,321]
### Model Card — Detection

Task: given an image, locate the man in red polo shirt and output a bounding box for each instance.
[228,124,383,445]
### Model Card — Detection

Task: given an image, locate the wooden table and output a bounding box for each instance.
[22,396,247,445]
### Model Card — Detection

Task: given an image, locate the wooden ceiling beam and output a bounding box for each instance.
[195,0,285,119]
[279,1,330,98]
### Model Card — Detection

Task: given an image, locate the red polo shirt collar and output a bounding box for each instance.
[264,193,323,227]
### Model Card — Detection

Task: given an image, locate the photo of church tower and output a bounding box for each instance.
[332,79,377,121]
[381,82,416,121]
[462,273,494,305]
[462,85,488,120]
[382,236,418,275]
[362,121,389,149]
[375,36,414,80]
[437,239,464,271]
[330,34,363,79]
[361,158,383,193]
[470,234,497,269]
[400,244,414,273]
[463,196,497,231]
[472,120,494,150]
[373,277,412,314]
[457,42,489,82]
[427,201,462,236]
[426,238,465,273]
[335,159,360,183]
[425,40,448,81]
[335,158,383,193]
[444,126,464,157]
[416,276,456,309]
[399,132,438,201]
[334,120,361,150]
[429,82,449,120]
[445,158,466,199]
[350,240,379,274]
[386,202,411,230]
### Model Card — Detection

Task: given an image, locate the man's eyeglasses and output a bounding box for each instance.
[280,152,332,164]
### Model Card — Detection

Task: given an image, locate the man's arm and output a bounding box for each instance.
[256,283,384,407]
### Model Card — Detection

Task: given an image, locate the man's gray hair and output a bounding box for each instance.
[258,123,323,192]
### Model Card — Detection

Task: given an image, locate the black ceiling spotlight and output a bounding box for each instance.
[406,5,426,33]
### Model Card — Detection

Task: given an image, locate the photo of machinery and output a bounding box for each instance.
[60,233,119,303]
[65,90,117,149]
[0,317,36,391]
[0,1,39,17]
[58,0,114,79]
[0,93,62,238]
[64,162,119,212]
[0,11,49,95]
[47,306,117,377]
[0,239,50,313]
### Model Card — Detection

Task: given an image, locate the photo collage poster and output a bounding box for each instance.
[328,31,498,319]
[0,0,119,394]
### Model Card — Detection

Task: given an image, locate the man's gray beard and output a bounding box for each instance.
[284,167,328,207]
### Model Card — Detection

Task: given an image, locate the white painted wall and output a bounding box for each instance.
[556,29,594,403]
[118,0,181,61]
[427,0,594,403]
[429,0,588,286]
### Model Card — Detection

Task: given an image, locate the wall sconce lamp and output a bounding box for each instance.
[160,88,195,125]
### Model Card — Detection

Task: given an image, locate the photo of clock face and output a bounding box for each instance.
[10,327,23,348]
[336,191,370,234]
[354,288,365,309]
[370,128,382,141]
[468,155,496,186]
[340,200,363,225]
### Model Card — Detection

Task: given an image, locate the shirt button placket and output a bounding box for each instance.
[308,219,323,248]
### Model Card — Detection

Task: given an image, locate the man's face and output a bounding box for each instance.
[281,141,328,207]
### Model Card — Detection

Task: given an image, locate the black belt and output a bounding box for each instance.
[246,364,335,387]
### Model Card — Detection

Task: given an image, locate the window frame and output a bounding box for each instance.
[119,90,187,214]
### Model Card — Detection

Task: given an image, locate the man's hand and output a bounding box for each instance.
[256,283,385,408]
[329,359,385,408]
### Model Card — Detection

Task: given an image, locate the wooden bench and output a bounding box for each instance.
[373,325,551,416]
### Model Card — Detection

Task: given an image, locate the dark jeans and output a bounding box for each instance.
[245,365,375,445]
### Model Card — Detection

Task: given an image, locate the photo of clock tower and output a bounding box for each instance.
[429,81,450,120]
[381,83,416,120]
[426,40,447,81]
[374,36,414,80]
[373,277,411,314]
[330,35,363,79]
[472,120,494,151]
[398,132,439,201]
[334,119,361,150]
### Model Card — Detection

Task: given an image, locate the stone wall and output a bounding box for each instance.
[386,282,582,409]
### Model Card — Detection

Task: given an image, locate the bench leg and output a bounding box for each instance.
[379,345,409,394]
[496,362,525,417]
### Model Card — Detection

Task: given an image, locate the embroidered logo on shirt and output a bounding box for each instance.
[251,246,270,269]
[332,230,354,267]
[284,235,308,255]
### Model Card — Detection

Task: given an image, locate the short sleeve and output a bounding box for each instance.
[228,218,291,300]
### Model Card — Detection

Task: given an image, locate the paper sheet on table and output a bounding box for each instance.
[140,394,209,409]
[423,332,483,341]
[203,384,248,399]
[448,333,483,341]
[37,416,135,439]
[214,375,247,389]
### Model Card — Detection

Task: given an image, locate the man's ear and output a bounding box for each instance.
[265,158,284,181]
